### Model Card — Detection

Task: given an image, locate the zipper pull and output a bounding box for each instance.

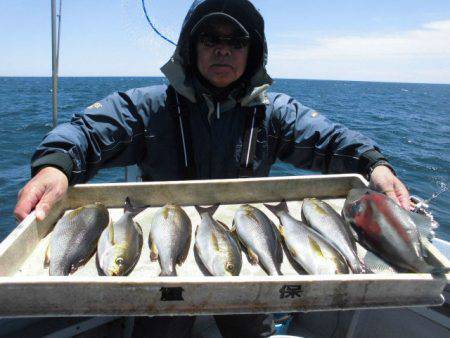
[216,102,220,120]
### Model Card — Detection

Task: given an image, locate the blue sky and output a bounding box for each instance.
[1,0,450,83]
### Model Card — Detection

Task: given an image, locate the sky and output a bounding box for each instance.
[1,0,450,84]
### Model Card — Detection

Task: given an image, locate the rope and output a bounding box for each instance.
[141,0,177,46]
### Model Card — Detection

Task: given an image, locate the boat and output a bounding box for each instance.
[0,1,448,337]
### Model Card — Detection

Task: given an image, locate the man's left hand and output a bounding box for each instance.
[369,165,411,210]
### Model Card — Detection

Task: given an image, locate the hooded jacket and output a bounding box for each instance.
[31,0,388,184]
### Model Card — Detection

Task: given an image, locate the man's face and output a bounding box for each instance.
[196,22,249,88]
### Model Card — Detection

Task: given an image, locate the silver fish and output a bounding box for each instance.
[301,198,364,273]
[265,201,349,275]
[46,203,110,276]
[148,205,192,276]
[194,205,242,276]
[233,204,283,276]
[342,188,447,273]
[97,197,143,276]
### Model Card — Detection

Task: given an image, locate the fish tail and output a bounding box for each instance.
[263,200,288,217]
[194,204,220,217]
[124,197,149,216]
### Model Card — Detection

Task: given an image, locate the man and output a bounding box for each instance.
[14,0,410,336]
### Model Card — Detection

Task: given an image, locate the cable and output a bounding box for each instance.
[56,0,62,69]
[141,0,177,46]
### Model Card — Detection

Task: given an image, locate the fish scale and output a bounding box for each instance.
[48,203,109,276]
[269,205,349,275]
[343,189,439,273]
[147,205,192,277]
[195,207,242,276]
[301,198,363,273]
[233,205,283,276]
[97,198,143,276]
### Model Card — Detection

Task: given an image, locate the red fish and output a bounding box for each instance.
[343,189,443,273]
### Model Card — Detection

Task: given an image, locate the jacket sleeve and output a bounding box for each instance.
[31,85,168,184]
[268,93,389,175]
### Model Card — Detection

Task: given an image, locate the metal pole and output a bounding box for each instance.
[51,0,58,127]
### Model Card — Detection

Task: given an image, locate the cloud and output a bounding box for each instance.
[268,20,450,83]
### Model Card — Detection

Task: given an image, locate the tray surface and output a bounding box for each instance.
[0,175,448,316]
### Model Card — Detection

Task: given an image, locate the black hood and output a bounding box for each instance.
[161,0,272,105]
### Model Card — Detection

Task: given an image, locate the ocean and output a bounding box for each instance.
[0,77,449,241]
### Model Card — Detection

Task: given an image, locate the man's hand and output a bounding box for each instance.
[369,165,410,210]
[14,167,69,222]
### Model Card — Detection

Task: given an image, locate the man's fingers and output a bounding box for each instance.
[395,181,411,210]
[385,191,401,206]
[14,186,43,222]
[14,167,69,223]
[35,188,59,222]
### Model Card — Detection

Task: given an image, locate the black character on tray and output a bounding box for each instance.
[279,285,303,299]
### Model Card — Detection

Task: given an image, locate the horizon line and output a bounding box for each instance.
[1,75,449,86]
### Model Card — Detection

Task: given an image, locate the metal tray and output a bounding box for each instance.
[0,174,448,317]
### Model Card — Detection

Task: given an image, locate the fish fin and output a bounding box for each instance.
[135,221,144,254]
[195,204,220,217]
[44,243,51,268]
[270,220,284,264]
[288,245,297,258]
[230,220,237,233]
[217,220,230,231]
[69,252,96,275]
[162,206,170,219]
[108,223,115,245]
[229,225,242,250]
[308,237,324,257]
[149,236,159,262]
[410,211,437,241]
[177,230,191,265]
[279,225,285,237]
[134,221,143,237]
[195,224,199,238]
[69,261,85,274]
[275,234,284,264]
[263,200,288,217]
[211,233,220,252]
[246,247,259,265]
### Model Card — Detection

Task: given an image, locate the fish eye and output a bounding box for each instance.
[115,257,124,266]
[351,202,363,214]
[226,262,235,272]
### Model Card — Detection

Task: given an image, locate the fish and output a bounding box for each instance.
[301,198,364,273]
[233,204,283,276]
[342,188,447,273]
[96,197,143,276]
[264,201,349,275]
[148,204,192,276]
[194,205,242,276]
[45,203,110,276]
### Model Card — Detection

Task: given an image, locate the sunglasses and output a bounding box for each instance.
[198,32,250,50]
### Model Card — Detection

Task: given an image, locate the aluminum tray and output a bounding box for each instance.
[0,174,448,317]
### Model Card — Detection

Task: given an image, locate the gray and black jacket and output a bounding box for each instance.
[31,0,389,184]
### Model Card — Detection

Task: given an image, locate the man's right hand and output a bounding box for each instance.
[14,167,69,223]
